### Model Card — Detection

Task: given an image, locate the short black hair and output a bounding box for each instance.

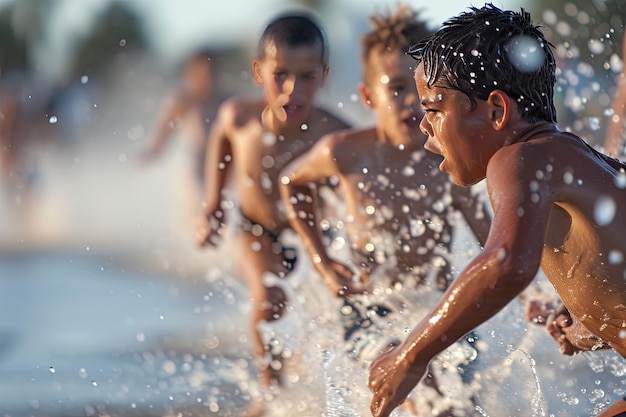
[408,3,557,123]
[257,12,329,67]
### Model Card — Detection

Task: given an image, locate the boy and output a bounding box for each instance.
[368,5,626,417]
[195,12,353,415]
[141,50,225,221]
[280,5,490,414]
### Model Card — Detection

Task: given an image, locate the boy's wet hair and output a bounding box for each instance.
[257,12,329,67]
[361,4,430,83]
[408,3,557,123]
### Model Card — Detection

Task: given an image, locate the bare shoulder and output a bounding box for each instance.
[320,127,376,166]
[215,97,265,128]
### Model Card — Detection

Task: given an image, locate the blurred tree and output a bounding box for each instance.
[526,0,625,145]
[69,1,151,80]
[0,3,29,75]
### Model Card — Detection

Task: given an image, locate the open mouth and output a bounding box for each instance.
[283,104,302,117]
[403,114,421,129]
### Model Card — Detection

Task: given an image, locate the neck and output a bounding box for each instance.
[507,121,558,146]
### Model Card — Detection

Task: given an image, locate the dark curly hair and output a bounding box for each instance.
[408,3,557,123]
[361,4,431,83]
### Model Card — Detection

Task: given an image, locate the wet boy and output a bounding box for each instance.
[196,12,352,415]
[368,5,626,417]
[280,5,490,414]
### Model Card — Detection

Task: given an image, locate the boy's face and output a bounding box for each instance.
[183,58,213,99]
[360,50,422,146]
[253,41,327,129]
[415,63,499,186]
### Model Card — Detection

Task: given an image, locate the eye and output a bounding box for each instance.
[390,85,405,96]
[274,72,288,80]
[302,73,316,81]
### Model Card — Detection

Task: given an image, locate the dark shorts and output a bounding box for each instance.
[239,213,297,274]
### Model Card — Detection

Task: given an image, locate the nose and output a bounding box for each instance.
[405,91,418,110]
[282,75,296,95]
[419,115,432,137]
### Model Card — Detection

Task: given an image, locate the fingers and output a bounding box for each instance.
[371,394,390,417]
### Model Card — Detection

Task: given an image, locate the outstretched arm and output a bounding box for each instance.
[280,136,364,296]
[369,146,548,417]
[197,101,234,246]
[141,94,184,161]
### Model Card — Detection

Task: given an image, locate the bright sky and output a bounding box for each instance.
[38,0,525,75]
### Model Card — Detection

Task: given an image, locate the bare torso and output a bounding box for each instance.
[227,100,348,233]
[332,130,480,287]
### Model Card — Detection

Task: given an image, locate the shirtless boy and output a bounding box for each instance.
[195,12,352,414]
[280,5,490,414]
[368,5,626,417]
[142,50,225,218]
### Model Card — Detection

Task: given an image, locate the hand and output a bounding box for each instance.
[545,305,609,355]
[368,345,426,417]
[196,211,223,247]
[318,259,368,297]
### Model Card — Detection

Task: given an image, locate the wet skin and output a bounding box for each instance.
[280,50,490,294]
[196,41,349,393]
[368,63,626,417]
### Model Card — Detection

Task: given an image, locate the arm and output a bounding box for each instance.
[369,146,549,417]
[279,136,364,296]
[196,101,234,246]
[604,34,626,157]
[141,94,184,161]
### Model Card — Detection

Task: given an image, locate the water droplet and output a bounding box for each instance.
[49,366,56,374]
[380,75,390,84]
[78,368,88,379]
[608,250,623,264]
[300,123,308,131]
[615,171,626,189]
[49,116,58,124]
[508,35,545,72]
[119,39,126,47]
[594,195,616,226]
[91,380,98,387]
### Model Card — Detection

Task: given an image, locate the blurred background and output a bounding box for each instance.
[0,0,625,416]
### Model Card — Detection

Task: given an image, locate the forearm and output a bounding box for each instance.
[399,250,535,366]
[280,183,329,266]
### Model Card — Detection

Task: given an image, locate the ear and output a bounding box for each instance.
[486,90,512,131]
[358,82,374,109]
[252,60,263,85]
[321,65,329,87]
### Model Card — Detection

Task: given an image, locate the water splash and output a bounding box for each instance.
[321,350,360,417]
[505,346,546,417]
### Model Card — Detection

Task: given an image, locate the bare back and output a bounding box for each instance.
[489,130,626,354]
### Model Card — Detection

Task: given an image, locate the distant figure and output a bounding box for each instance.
[195,13,355,416]
[0,72,55,213]
[367,5,626,417]
[141,50,226,222]
[604,31,626,158]
[280,6,490,414]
